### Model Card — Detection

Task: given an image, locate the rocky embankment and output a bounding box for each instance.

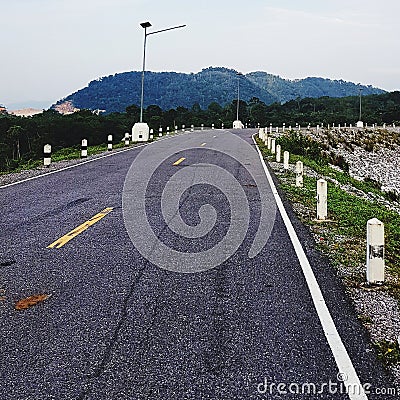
[307,126,400,196]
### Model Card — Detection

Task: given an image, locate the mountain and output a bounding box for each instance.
[52,67,385,113]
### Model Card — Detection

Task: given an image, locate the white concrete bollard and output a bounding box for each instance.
[182,125,185,132]
[212,124,215,130]
[191,124,194,132]
[283,151,289,170]
[276,144,281,162]
[271,138,276,154]
[283,123,286,132]
[124,133,130,146]
[267,137,272,150]
[317,125,320,132]
[107,135,113,151]
[221,123,224,129]
[295,161,303,187]
[81,139,88,158]
[270,123,273,134]
[150,134,154,140]
[366,218,385,284]
[201,124,204,131]
[289,125,292,131]
[275,127,279,133]
[43,144,51,166]
[159,127,163,137]
[317,179,327,220]
[167,127,170,135]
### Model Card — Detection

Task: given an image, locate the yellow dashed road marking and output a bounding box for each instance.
[173,157,186,166]
[47,207,113,249]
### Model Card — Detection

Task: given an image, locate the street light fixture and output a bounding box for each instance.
[132,21,186,142]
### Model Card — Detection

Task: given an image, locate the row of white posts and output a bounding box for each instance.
[258,128,385,285]
[42,122,212,167]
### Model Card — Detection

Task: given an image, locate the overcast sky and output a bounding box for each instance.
[2,0,399,109]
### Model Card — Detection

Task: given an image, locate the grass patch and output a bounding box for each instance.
[256,137,400,288]
[375,340,400,365]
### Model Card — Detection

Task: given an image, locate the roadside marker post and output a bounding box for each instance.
[276,144,281,162]
[159,127,163,137]
[366,218,385,284]
[271,138,276,154]
[81,139,88,158]
[107,135,113,151]
[296,161,303,188]
[283,151,289,170]
[124,133,130,146]
[43,144,51,166]
[316,179,327,219]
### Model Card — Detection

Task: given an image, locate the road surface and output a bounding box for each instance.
[0,129,396,399]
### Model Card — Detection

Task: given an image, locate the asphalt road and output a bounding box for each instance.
[0,129,396,399]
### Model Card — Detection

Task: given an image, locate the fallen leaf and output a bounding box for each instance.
[15,294,50,310]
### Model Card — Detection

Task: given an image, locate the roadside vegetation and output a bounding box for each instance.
[256,131,400,366]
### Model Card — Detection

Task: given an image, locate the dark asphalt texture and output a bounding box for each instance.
[0,129,396,399]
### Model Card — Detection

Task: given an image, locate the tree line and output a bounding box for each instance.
[1,91,399,172]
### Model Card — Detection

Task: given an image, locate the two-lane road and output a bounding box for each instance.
[0,129,395,399]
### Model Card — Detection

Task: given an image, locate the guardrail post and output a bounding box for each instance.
[43,144,51,166]
[316,179,327,219]
[81,139,88,158]
[107,135,113,151]
[296,161,303,187]
[276,144,281,162]
[283,151,289,170]
[366,218,385,284]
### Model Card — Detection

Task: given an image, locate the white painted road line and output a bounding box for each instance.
[253,135,368,400]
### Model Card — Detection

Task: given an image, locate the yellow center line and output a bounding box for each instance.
[47,207,114,249]
[173,157,186,166]
[200,143,206,146]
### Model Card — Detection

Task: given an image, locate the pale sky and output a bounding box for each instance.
[1,0,399,109]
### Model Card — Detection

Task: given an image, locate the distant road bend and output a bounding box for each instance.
[0,129,396,399]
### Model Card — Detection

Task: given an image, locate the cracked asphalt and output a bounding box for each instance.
[0,129,397,399]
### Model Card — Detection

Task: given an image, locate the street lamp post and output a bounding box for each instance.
[132,21,186,142]
[233,72,243,129]
[356,87,363,128]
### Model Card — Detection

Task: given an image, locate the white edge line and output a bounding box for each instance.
[252,135,368,400]
[0,132,191,190]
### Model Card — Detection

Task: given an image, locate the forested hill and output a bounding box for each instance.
[53,67,385,113]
